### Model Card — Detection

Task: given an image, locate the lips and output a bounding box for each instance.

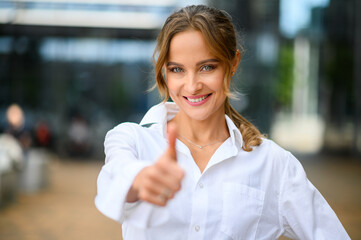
[184,94,212,106]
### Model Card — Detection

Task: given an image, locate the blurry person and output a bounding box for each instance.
[0,134,24,204]
[95,5,350,240]
[5,104,25,138]
[67,114,91,156]
[0,134,24,172]
[5,104,32,149]
[34,120,51,148]
[1,104,26,204]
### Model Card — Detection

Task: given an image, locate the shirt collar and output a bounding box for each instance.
[139,102,179,138]
[139,102,244,150]
[225,114,244,151]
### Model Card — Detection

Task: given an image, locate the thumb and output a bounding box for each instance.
[166,122,178,161]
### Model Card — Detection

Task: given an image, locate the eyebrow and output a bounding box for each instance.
[166,58,220,67]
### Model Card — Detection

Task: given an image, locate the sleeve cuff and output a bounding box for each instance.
[95,160,170,228]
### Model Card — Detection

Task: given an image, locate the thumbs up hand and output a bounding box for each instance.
[126,123,185,206]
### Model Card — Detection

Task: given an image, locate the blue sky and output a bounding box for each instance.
[280,0,329,37]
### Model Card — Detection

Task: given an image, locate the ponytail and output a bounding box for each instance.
[224,98,265,152]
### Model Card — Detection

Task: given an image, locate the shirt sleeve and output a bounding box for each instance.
[94,123,169,228]
[279,152,350,240]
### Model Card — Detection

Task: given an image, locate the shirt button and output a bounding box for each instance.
[195,225,200,232]
[199,182,204,189]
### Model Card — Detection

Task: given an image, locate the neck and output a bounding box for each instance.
[170,108,229,145]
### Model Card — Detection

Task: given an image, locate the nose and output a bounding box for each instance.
[185,73,202,94]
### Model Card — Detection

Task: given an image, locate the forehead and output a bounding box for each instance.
[168,30,215,62]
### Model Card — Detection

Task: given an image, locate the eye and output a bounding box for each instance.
[170,67,183,73]
[200,65,215,72]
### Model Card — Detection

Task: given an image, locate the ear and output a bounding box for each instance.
[231,50,241,75]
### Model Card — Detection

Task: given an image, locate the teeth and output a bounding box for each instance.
[187,95,208,103]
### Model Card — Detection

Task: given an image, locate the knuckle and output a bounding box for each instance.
[156,159,168,169]
[176,168,185,180]
[167,181,180,193]
[138,190,149,201]
[147,167,159,179]
[169,184,177,191]
[142,180,152,189]
[171,184,180,192]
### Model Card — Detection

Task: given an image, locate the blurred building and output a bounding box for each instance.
[209,0,280,134]
[211,0,360,156]
[272,0,360,155]
[0,0,194,157]
[319,0,361,155]
[1,0,359,157]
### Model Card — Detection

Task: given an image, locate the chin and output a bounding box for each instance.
[182,107,221,122]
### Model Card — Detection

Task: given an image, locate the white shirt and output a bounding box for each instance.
[95,102,350,240]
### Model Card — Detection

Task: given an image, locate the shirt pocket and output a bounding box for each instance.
[220,182,265,240]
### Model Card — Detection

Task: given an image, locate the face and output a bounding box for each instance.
[165,30,228,122]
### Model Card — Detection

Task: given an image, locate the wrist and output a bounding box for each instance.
[126,186,139,203]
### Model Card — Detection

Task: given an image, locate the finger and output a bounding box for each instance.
[139,178,175,205]
[138,188,167,206]
[155,160,185,185]
[142,178,170,196]
[166,122,178,161]
[148,166,182,194]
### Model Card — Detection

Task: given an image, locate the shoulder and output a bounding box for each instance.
[106,122,157,139]
[105,121,163,145]
[251,138,296,173]
[260,139,308,181]
[105,122,139,139]
[256,138,290,160]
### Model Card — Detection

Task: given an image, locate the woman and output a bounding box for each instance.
[95,5,350,240]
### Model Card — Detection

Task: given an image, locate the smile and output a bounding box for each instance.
[187,95,208,102]
[184,94,212,106]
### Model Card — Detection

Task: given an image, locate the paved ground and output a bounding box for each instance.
[299,154,361,239]
[0,156,122,240]
[0,153,360,240]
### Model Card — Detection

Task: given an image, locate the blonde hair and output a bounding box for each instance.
[153,5,264,151]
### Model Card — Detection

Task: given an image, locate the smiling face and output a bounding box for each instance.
[165,30,228,122]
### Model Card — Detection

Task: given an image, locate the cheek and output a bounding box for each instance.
[168,86,182,105]
[166,77,179,96]
[208,74,225,92]
[166,79,174,92]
